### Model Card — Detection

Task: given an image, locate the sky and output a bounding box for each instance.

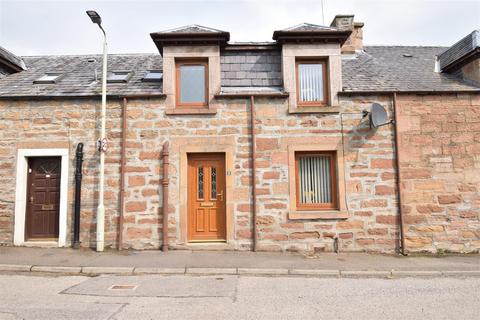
[0,0,479,56]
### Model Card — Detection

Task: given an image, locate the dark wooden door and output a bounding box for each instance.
[25,157,61,240]
[188,153,226,241]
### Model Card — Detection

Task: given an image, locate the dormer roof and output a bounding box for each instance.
[150,24,230,54]
[281,23,340,32]
[272,22,351,44]
[158,24,228,34]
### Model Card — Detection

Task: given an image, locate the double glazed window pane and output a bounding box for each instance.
[298,63,324,103]
[179,65,206,104]
[298,155,332,205]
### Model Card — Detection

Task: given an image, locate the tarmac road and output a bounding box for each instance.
[0,273,479,320]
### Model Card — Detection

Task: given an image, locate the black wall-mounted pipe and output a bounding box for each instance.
[73,143,84,249]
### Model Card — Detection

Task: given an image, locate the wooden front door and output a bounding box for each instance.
[25,157,61,240]
[188,153,226,241]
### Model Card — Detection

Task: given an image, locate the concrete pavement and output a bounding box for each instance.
[0,274,479,319]
[0,246,479,278]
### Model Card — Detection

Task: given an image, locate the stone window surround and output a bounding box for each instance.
[175,136,235,245]
[163,45,221,115]
[14,146,70,247]
[287,140,348,220]
[282,43,342,114]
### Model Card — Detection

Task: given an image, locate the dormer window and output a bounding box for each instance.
[107,71,132,83]
[296,59,328,106]
[34,73,62,84]
[175,59,208,107]
[143,70,163,82]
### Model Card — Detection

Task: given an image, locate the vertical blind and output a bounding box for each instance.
[298,63,324,102]
[298,155,332,204]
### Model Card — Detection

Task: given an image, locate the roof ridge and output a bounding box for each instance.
[20,53,159,58]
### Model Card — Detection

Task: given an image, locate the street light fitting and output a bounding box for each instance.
[86,10,102,25]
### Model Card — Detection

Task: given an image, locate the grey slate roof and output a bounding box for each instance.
[221,50,282,87]
[342,46,480,92]
[0,46,478,98]
[438,30,480,71]
[0,46,26,71]
[0,54,162,97]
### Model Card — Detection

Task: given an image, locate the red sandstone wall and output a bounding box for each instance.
[397,94,480,253]
[0,99,124,247]
[1,93,478,254]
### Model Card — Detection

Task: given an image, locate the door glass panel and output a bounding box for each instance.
[198,167,204,199]
[211,167,217,199]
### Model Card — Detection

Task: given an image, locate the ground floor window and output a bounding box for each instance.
[295,151,337,210]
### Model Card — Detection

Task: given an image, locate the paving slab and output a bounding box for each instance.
[442,270,480,277]
[186,267,237,275]
[238,268,289,275]
[133,267,185,274]
[391,270,443,278]
[62,275,237,298]
[81,267,134,275]
[31,266,82,274]
[289,269,340,277]
[0,264,32,272]
[341,270,392,278]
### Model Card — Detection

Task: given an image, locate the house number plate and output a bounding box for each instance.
[41,204,54,210]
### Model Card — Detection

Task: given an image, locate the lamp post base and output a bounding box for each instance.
[96,204,105,252]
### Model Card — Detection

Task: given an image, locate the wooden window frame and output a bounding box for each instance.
[294,151,338,211]
[295,58,329,107]
[175,59,209,108]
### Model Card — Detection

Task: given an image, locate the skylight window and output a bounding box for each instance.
[107,71,132,83]
[142,70,163,82]
[33,73,63,84]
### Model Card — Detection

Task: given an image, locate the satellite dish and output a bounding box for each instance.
[363,103,392,129]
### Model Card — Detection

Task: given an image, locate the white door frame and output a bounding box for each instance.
[14,148,69,247]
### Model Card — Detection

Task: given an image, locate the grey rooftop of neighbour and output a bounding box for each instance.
[342,46,479,92]
[0,46,478,98]
[438,29,480,71]
[0,45,26,72]
[0,54,162,97]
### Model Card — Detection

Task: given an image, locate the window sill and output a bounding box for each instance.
[165,107,217,115]
[289,106,340,114]
[288,210,349,220]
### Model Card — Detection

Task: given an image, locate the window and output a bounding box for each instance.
[107,71,132,83]
[143,70,163,82]
[33,73,63,84]
[175,60,208,107]
[295,151,337,210]
[296,59,328,106]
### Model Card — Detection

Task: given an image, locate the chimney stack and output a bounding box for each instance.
[330,15,364,53]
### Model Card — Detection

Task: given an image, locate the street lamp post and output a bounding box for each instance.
[87,10,107,252]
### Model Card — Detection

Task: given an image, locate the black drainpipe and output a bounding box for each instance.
[73,143,84,249]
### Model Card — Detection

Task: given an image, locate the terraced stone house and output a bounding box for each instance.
[0,15,479,254]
